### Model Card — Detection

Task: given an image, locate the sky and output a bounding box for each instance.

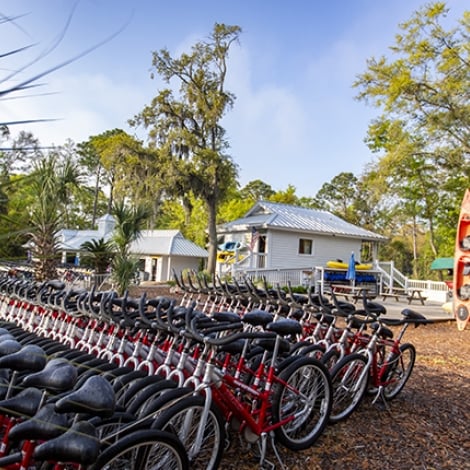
[1,0,467,197]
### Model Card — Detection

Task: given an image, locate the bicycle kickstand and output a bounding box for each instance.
[371,385,391,413]
[257,432,287,470]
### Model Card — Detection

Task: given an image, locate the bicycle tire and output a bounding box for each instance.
[272,356,332,450]
[382,343,416,400]
[119,375,165,408]
[150,394,225,470]
[126,380,177,416]
[136,386,193,424]
[89,411,137,446]
[329,353,368,423]
[321,348,341,371]
[90,429,189,470]
[298,343,326,361]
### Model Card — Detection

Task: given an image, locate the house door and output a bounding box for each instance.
[257,236,266,268]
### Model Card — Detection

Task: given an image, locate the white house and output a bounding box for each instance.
[217,201,387,281]
[57,215,208,282]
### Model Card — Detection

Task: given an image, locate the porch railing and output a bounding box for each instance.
[233,266,315,288]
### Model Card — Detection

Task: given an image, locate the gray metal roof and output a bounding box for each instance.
[131,230,208,257]
[58,229,113,251]
[58,228,208,258]
[220,201,386,242]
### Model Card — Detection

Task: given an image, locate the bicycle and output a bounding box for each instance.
[328,307,428,423]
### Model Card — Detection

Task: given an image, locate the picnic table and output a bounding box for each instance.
[380,288,408,302]
[331,285,377,304]
[407,289,427,306]
[380,288,427,305]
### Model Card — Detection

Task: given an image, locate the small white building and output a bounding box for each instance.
[217,201,387,274]
[57,215,208,282]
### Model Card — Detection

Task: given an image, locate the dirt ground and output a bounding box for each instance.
[134,284,470,470]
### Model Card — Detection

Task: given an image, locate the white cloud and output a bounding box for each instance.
[2,71,150,146]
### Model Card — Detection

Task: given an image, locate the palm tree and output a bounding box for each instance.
[110,200,150,294]
[80,238,113,273]
[29,156,62,280]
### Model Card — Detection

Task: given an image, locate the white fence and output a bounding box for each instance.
[406,279,449,303]
[234,267,315,288]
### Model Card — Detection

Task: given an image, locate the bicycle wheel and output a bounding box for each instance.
[272,356,332,450]
[126,380,177,416]
[321,348,341,371]
[91,429,188,470]
[329,353,368,423]
[151,394,225,470]
[382,343,416,400]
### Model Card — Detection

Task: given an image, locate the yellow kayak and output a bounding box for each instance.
[326,260,373,270]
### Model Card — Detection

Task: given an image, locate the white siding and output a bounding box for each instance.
[314,235,362,266]
[267,230,362,269]
[167,257,202,282]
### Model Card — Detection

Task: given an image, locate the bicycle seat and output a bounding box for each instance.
[0,387,43,417]
[21,359,78,393]
[8,403,69,443]
[255,337,291,354]
[0,344,47,372]
[218,338,246,355]
[266,319,303,336]
[213,311,242,323]
[33,420,100,466]
[243,310,274,327]
[0,339,22,356]
[54,375,115,418]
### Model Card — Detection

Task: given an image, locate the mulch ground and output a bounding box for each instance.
[134,285,470,470]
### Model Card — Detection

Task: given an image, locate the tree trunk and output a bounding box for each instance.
[92,165,102,227]
[206,197,218,275]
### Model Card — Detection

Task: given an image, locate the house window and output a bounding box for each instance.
[298,238,313,255]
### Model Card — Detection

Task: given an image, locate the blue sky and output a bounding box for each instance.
[1,0,467,197]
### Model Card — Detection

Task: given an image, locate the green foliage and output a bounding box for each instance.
[28,155,63,280]
[80,238,113,273]
[241,180,275,201]
[268,184,299,205]
[110,200,151,294]
[111,253,140,296]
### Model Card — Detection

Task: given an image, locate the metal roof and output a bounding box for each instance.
[430,257,454,270]
[58,229,113,251]
[58,228,208,258]
[220,201,386,242]
[131,230,208,257]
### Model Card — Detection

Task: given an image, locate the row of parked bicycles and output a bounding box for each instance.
[0,271,429,469]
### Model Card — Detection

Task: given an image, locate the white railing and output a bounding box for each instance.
[234,267,315,287]
[406,279,449,302]
[377,261,408,290]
